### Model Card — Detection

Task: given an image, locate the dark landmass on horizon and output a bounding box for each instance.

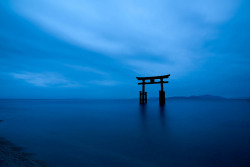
[168,95,226,99]
[150,95,250,100]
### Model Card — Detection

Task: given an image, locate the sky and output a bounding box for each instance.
[0,0,249,99]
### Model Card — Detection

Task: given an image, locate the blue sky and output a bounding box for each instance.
[0,0,249,98]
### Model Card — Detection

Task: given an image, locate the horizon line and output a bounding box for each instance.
[0,95,249,100]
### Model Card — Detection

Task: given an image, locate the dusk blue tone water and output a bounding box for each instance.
[0,99,250,167]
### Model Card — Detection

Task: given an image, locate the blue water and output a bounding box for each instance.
[0,99,250,167]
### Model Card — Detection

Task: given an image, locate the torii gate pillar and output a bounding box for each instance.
[159,78,165,105]
[139,80,147,104]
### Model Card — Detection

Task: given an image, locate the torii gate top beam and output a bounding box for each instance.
[136,74,170,80]
[136,74,170,90]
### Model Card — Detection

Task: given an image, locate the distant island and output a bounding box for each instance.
[148,95,250,100]
[168,95,226,99]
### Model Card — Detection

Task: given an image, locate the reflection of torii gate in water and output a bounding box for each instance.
[136,74,170,105]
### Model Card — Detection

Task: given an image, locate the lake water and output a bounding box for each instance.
[0,99,250,167]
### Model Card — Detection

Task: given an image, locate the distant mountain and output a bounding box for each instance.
[230,97,250,100]
[167,95,226,100]
[147,95,227,100]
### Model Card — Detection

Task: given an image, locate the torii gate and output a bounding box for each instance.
[136,74,170,105]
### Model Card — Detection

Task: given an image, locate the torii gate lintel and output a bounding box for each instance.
[136,74,170,105]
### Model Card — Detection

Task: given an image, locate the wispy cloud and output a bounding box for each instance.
[64,64,108,77]
[86,80,122,86]
[10,72,80,87]
[64,64,124,86]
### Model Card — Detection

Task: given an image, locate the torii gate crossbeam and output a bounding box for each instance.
[136,74,170,105]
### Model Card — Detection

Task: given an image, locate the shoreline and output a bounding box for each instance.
[0,120,46,167]
[0,137,47,167]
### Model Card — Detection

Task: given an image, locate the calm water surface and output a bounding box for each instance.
[0,99,250,167]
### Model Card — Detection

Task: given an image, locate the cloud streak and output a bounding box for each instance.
[10,72,79,87]
[65,64,108,77]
